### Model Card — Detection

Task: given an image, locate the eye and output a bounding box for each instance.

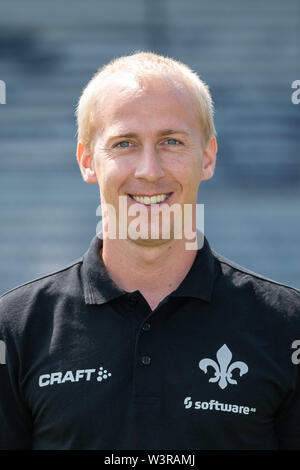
[116,141,132,148]
[164,138,181,145]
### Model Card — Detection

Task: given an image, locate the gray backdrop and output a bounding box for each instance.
[0,0,299,294]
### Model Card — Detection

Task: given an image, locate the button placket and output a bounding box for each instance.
[133,313,160,400]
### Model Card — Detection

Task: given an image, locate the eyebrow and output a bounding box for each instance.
[107,129,190,141]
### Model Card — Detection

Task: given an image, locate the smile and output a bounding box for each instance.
[128,193,173,205]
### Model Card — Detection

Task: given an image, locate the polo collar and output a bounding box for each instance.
[81,234,217,305]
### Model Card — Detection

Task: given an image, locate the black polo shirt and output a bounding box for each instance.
[0,235,300,450]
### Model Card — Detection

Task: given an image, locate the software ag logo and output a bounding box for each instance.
[184,396,193,409]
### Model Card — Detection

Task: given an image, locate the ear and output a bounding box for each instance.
[76,142,98,184]
[201,136,217,181]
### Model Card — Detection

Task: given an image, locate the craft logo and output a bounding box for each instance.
[38,366,112,387]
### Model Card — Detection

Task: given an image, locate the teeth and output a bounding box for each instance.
[131,193,169,205]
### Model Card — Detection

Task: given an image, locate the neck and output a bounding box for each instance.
[100,237,198,310]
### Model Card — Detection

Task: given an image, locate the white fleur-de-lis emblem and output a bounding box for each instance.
[199,344,248,389]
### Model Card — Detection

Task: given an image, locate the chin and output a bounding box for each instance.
[128,236,173,248]
[126,225,178,246]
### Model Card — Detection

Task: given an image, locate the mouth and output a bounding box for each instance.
[127,192,173,206]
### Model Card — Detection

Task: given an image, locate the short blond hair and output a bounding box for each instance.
[75,51,216,152]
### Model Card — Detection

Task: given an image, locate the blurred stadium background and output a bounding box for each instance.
[0,0,299,294]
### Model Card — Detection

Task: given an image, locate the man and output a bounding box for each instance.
[0,52,300,450]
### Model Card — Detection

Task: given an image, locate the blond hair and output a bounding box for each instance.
[75,51,216,152]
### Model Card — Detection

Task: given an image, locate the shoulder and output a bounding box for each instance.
[0,257,83,332]
[213,250,300,318]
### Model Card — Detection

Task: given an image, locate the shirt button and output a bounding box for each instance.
[141,355,151,366]
[142,322,151,332]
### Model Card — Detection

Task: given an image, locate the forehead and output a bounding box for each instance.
[96,73,199,137]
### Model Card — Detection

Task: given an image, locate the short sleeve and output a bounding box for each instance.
[0,300,32,449]
[275,351,300,449]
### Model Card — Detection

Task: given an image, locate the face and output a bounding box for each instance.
[77,73,217,246]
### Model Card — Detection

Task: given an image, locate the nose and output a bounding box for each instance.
[134,144,165,182]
